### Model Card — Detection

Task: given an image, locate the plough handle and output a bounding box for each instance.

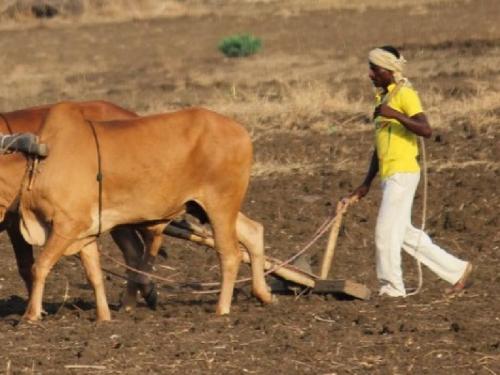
[319,195,358,279]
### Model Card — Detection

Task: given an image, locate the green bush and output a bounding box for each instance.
[218,34,262,58]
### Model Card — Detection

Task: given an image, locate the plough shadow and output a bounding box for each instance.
[270,286,357,301]
[268,277,358,301]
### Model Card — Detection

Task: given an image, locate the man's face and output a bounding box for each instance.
[369,63,394,88]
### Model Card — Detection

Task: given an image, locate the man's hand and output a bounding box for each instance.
[375,105,432,138]
[351,183,370,200]
[374,104,401,121]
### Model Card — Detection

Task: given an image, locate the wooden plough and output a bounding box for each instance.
[164,196,371,301]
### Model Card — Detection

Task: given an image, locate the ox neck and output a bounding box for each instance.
[0,153,28,222]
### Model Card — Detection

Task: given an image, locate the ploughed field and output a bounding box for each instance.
[0,1,499,373]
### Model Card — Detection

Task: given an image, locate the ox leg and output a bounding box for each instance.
[110,227,145,311]
[79,241,111,321]
[136,224,168,310]
[7,218,34,297]
[236,213,273,304]
[23,232,72,321]
[210,214,241,315]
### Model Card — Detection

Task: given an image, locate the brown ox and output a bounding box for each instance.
[16,102,272,321]
[0,101,162,309]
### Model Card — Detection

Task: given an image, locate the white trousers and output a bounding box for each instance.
[375,172,468,297]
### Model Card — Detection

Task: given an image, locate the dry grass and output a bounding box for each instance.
[0,0,195,29]
[252,160,321,178]
[0,0,497,139]
[271,0,458,17]
[212,80,366,134]
[1,53,496,137]
[432,159,500,172]
[424,80,500,133]
[0,0,460,30]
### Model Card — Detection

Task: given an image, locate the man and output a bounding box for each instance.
[350,45,472,297]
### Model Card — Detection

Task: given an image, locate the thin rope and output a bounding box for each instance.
[100,251,177,284]
[406,137,427,296]
[100,211,339,295]
[262,215,334,279]
[0,135,20,154]
[0,113,13,134]
[86,120,103,237]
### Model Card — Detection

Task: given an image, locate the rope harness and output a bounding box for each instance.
[0,136,19,154]
[100,203,345,295]
[86,120,104,237]
[0,133,45,191]
[407,137,426,296]
[0,113,50,191]
[0,113,14,134]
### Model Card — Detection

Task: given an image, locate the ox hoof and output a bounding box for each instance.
[271,294,279,304]
[215,307,230,316]
[96,314,112,322]
[20,313,41,324]
[256,293,278,305]
[15,319,45,329]
[254,290,274,305]
[140,283,158,310]
[119,292,137,312]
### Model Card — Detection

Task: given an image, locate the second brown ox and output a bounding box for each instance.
[18,102,273,321]
[0,101,164,310]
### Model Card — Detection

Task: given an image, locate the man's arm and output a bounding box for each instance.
[376,105,432,138]
[351,150,379,199]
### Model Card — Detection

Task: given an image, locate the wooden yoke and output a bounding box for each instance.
[164,221,316,288]
[319,195,358,279]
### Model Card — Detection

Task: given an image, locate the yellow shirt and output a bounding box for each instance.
[374,83,423,179]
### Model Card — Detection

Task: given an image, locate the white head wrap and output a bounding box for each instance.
[368,48,408,84]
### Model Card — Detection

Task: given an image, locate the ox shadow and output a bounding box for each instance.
[0,295,28,318]
[0,295,62,325]
[0,294,109,325]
